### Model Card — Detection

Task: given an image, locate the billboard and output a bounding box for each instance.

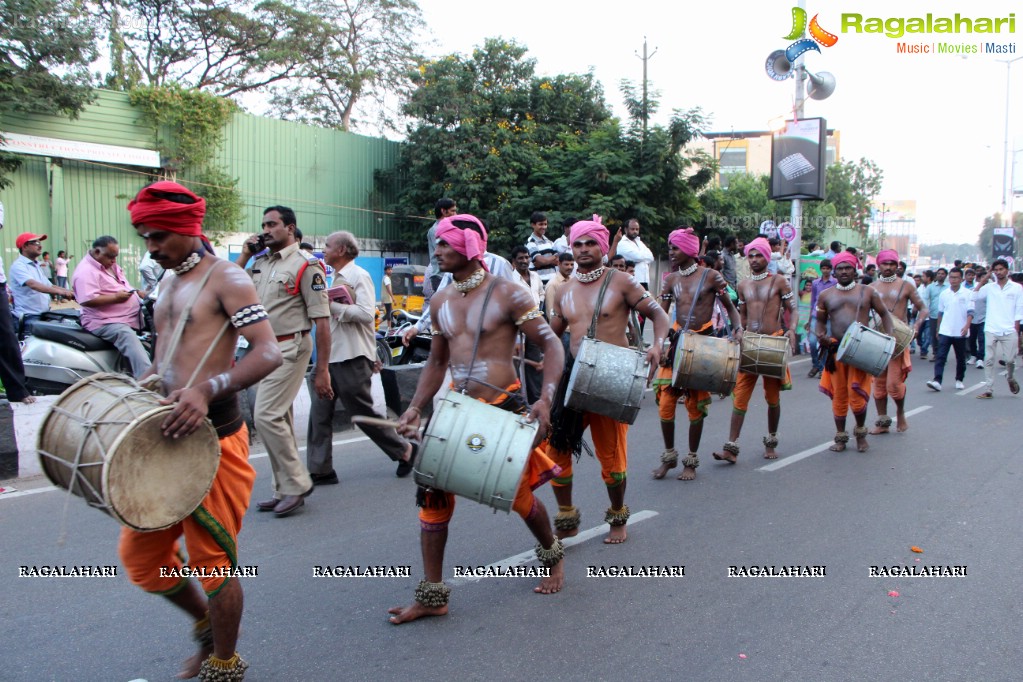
[993,227,1015,260]
[770,118,827,201]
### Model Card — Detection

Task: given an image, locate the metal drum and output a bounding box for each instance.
[739,332,791,380]
[871,315,913,357]
[38,373,221,531]
[672,332,740,395]
[835,322,895,376]
[414,391,538,513]
[564,338,648,424]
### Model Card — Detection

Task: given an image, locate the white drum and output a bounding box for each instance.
[835,322,895,376]
[414,391,538,513]
[565,338,647,424]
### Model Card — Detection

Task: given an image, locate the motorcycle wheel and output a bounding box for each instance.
[376,338,391,368]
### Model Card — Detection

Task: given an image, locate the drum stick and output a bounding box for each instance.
[351,415,404,429]
[513,357,544,369]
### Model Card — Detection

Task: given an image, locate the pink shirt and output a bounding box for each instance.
[55,257,69,277]
[71,253,141,331]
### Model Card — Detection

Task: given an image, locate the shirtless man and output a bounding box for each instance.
[388,214,566,625]
[713,237,795,462]
[547,217,668,543]
[652,228,741,481]
[124,181,282,680]
[868,249,927,434]
[816,252,893,453]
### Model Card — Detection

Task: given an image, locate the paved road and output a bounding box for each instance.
[2,356,1021,681]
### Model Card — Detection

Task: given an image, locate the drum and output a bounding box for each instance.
[414,391,538,513]
[835,322,895,376]
[672,332,740,395]
[564,338,648,424]
[739,332,791,380]
[38,373,221,532]
[870,314,913,357]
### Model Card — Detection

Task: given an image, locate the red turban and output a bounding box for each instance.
[128,181,206,236]
[436,214,489,270]
[744,237,772,259]
[668,227,700,257]
[570,215,610,255]
[831,252,861,270]
[876,249,899,264]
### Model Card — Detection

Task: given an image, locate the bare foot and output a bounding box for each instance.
[763,447,777,460]
[856,435,869,452]
[652,461,675,479]
[388,602,448,625]
[896,411,908,432]
[829,442,846,452]
[676,465,696,481]
[534,562,564,594]
[604,525,628,544]
[177,645,213,679]
[402,442,413,462]
[712,451,737,464]
[555,526,579,541]
[15,395,37,404]
[868,425,889,435]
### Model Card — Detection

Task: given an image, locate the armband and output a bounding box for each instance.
[660,293,675,302]
[736,299,746,307]
[781,292,794,300]
[515,307,543,326]
[430,327,443,337]
[230,304,269,329]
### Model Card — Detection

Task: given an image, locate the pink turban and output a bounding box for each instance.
[744,237,772,259]
[876,249,899,264]
[128,181,206,236]
[436,214,489,270]
[668,227,700,257]
[831,252,861,270]
[570,215,610,255]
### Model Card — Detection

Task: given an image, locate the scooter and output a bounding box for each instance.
[384,311,431,365]
[20,309,154,395]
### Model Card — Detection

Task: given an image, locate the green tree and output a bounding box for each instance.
[1,0,97,188]
[386,38,612,254]
[825,157,883,239]
[94,1,320,97]
[268,0,425,133]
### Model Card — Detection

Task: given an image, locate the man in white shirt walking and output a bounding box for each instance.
[609,218,654,291]
[971,259,1023,398]
[926,268,973,392]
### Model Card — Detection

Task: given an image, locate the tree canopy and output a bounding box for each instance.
[385,38,714,256]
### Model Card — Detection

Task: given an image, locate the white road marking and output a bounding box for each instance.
[956,371,1006,396]
[0,435,371,502]
[448,509,660,586]
[758,406,933,472]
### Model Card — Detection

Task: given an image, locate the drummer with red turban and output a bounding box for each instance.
[867,248,928,435]
[546,215,668,543]
[651,227,741,482]
[814,250,894,452]
[119,180,283,680]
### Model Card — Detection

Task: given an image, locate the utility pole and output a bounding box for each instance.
[635,37,658,140]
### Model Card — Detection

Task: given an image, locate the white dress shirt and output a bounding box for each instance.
[615,236,654,285]
[327,261,377,363]
[937,286,973,337]
[971,278,1023,335]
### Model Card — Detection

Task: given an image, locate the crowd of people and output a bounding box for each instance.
[2,189,1021,680]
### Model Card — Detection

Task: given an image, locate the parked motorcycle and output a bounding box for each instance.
[20,309,154,395]
[384,310,431,365]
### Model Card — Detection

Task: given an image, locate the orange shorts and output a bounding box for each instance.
[819,361,873,418]
[546,411,628,488]
[872,348,911,400]
[118,425,255,597]
[731,367,792,415]
[418,446,560,530]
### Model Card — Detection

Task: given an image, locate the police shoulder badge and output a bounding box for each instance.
[310,272,326,291]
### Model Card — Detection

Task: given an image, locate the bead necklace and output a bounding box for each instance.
[878,274,898,283]
[173,251,203,276]
[575,266,606,283]
[453,268,486,295]
[678,262,698,277]
[836,281,857,291]
[750,271,770,281]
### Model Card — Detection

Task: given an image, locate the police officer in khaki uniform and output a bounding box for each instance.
[237,205,332,517]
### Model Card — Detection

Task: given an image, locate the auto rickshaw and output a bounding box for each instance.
[390,264,427,315]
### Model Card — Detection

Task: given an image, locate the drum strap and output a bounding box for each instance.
[458,277,499,395]
[679,268,710,333]
[585,269,616,339]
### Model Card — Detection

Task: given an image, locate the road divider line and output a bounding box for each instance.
[758,406,932,472]
[449,509,659,586]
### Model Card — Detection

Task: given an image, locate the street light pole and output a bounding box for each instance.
[789,0,807,290]
[999,56,1023,230]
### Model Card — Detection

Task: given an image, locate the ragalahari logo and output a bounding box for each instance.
[766,7,838,80]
